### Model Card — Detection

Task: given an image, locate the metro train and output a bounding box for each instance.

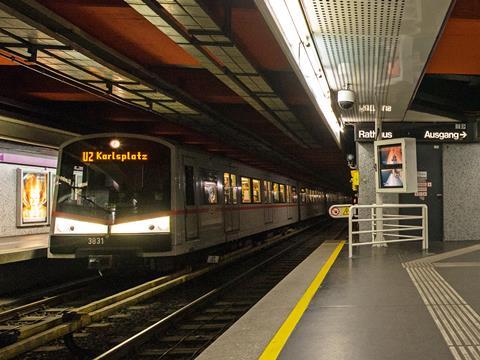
[49,134,349,268]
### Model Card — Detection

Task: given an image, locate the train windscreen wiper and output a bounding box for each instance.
[56,176,112,214]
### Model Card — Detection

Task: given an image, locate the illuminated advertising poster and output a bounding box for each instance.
[17,169,49,226]
[379,145,404,189]
[374,138,417,193]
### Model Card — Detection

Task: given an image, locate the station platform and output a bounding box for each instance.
[198,240,480,360]
[0,233,48,264]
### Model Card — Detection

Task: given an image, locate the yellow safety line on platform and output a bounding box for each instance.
[259,240,345,360]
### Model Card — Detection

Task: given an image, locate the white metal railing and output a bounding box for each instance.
[348,204,428,258]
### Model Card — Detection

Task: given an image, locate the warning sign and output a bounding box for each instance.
[329,204,352,219]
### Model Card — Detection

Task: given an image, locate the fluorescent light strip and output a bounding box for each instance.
[258,0,341,141]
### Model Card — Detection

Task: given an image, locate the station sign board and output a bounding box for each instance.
[355,122,477,143]
[329,204,352,218]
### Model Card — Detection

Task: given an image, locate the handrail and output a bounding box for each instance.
[348,204,428,258]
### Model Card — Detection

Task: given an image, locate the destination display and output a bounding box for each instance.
[355,122,477,143]
[81,151,149,163]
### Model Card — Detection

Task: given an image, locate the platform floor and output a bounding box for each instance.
[200,240,480,360]
[0,233,48,264]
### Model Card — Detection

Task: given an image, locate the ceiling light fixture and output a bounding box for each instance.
[256,0,342,144]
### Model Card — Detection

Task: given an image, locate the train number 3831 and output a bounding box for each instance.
[87,237,105,245]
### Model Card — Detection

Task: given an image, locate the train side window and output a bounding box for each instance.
[286,185,291,203]
[203,180,218,204]
[241,177,252,203]
[292,186,298,203]
[252,179,262,203]
[279,184,285,203]
[273,183,279,203]
[201,169,218,205]
[231,174,238,204]
[185,166,195,206]
[224,172,230,204]
[300,187,306,203]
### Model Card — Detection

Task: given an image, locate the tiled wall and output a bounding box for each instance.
[0,163,55,237]
[443,144,480,241]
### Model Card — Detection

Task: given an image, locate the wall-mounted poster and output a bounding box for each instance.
[17,169,50,226]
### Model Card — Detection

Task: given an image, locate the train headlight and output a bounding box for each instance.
[110,216,170,234]
[54,217,108,234]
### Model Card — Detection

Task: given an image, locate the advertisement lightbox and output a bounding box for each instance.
[16,169,50,226]
[374,138,417,193]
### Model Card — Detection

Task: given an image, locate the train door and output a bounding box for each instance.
[184,158,199,240]
[287,185,294,219]
[264,180,273,224]
[224,172,240,233]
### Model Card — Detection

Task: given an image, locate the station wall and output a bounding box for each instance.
[443,144,480,241]
[357,141,480,242]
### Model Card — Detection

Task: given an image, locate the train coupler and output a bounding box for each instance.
[88,255,113,273]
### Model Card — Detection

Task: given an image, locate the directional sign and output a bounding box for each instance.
[329,204,352,219]
[355,122,477,143]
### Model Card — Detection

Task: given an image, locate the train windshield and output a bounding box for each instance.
[55,136,171,223]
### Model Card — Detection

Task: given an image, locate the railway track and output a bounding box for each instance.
[0,219,326,359]
[95,221,346,360]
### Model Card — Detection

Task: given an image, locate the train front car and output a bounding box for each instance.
[49,134,174,269]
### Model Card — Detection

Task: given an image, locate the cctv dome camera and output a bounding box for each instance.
[337,89,355,110]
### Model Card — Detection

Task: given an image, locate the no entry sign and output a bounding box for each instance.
[329,204,352,218]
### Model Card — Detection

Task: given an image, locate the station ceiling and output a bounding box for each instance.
[0,0,476,190]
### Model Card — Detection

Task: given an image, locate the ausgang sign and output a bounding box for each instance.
[355,123,477,143]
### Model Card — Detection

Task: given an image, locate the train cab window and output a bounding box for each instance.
[292,187,298,203]
[279,184,285,203]
[224,173,231,204]
[252,179,262,203]
[241,177,252,203]
[231,174,238,204]
[185,166,195,206]
[273,183,279,203]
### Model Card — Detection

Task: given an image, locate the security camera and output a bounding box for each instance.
[337,88,355,110]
